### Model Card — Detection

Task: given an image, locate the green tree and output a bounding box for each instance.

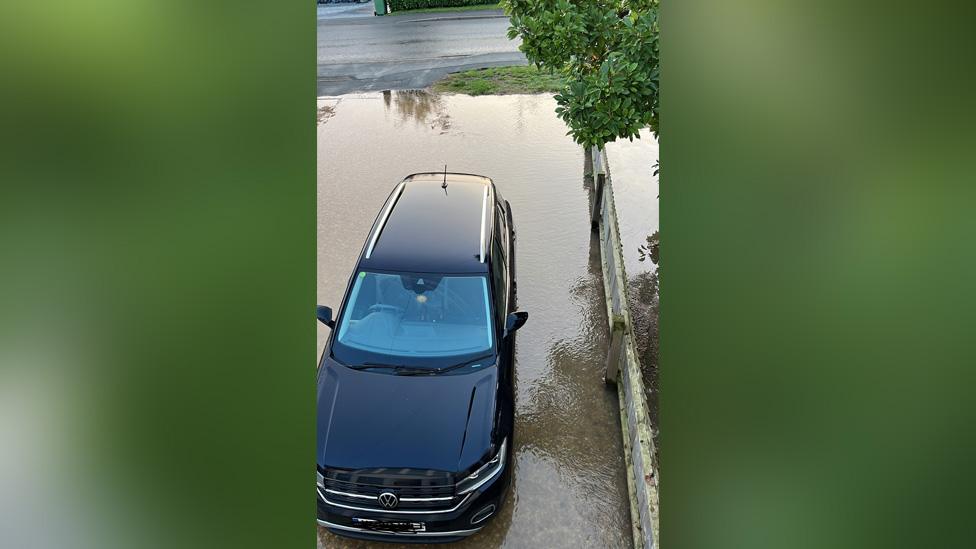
[504,0,659,148]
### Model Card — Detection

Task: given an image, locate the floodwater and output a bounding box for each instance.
[317,91,632,548]
[605,130,660,277]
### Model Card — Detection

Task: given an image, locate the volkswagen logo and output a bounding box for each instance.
[377,492,399,509]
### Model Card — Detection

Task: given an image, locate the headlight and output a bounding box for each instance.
[456,438,507,495]
[316,470,325,489]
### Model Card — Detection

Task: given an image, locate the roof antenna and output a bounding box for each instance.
[442,165,448,189]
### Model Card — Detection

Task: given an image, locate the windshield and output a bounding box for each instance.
[332,271,495,367]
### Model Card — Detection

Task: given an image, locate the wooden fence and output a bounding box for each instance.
[590,145,659,549]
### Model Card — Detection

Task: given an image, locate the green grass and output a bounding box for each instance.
[390,2,502,15]
[431,65,566,96]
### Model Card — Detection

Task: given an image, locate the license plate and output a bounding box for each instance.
[352,517,426,533]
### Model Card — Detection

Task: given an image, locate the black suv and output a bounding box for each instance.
[316,173,526,542]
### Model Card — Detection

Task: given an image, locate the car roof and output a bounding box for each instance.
[359,173,495,274]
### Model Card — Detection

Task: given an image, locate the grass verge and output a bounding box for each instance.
[390,2,502,15]
[431,65,565,96]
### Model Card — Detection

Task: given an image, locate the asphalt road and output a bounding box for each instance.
[317,5,527,95]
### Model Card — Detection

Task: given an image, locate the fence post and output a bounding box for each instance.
[605,313,626,384]
[591,145,605,230]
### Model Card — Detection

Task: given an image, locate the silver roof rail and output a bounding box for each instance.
[365,182,406,259]
[479,185,491,263]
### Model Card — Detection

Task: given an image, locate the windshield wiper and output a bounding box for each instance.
[430,353,495,375]
[348,363,435,376]
[348,355,494,376]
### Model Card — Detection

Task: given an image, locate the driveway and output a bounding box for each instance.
[317,91,633,547]
[318,6,527,95]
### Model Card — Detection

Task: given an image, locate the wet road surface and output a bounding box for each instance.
[317,91,632,547]
[317,8,526,95]
[317,3,374,20]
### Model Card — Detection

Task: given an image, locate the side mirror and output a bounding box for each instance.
[504,311,528,336]
[317,305,335,328]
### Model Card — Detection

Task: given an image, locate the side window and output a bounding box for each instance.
[495,203,509,262]
[490,235,508,325]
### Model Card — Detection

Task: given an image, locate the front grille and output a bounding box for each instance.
[320,467,463,512]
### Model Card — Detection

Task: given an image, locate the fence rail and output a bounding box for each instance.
[590,145,659,549]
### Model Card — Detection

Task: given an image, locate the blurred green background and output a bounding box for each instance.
[2,1,974,548]
[663,1,976,548]
[0,2,313,548]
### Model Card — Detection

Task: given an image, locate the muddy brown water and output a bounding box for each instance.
[604,130,659,278]
[317,91,632,548]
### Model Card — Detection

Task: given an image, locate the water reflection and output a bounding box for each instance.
[515,237,632,547]
[317,104,335,125]
[382,89,451,133]
[628,266,659,446]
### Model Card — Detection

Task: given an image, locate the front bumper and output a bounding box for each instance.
[317,462,509,543]
[316,519,482,544]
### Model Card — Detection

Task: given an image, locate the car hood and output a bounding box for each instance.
[317,357,498,474]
